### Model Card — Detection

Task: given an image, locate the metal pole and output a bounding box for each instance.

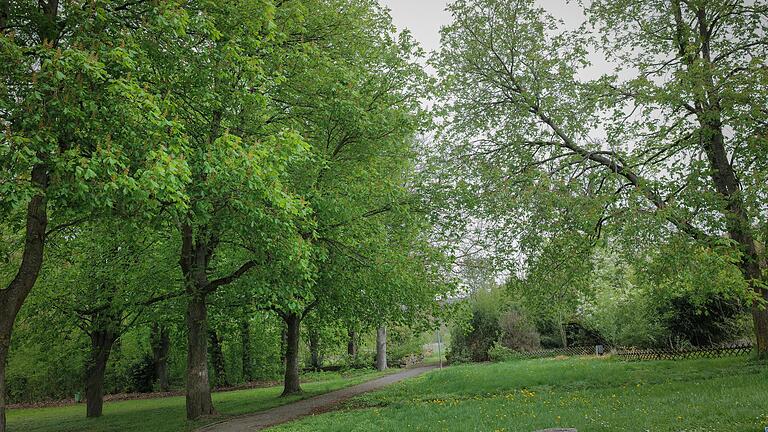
[437,327,442,369]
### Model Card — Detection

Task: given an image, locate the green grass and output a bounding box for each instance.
[268,356,768,432]
[6,369,392,432]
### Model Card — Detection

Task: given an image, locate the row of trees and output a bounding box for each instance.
[429,0,767,357]
[0,1,452,429]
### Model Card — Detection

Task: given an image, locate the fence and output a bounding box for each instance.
[612,343,754,361]
[510,342,754,362]
[510,346,597,359]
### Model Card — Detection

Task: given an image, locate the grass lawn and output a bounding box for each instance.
[268,356,768,432]
[6,369,392,432]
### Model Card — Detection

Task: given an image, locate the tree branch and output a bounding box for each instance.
[205,260,258,293]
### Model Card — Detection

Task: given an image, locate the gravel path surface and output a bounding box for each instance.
[197,365,437,432]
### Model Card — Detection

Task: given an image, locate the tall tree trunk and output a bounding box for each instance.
[673,1,768,358]
[179,217,256,417]
[0,164,48,432]
[151,324,170,392]
[751,285,768,358]
[185,293,215,419]
[308,327,321,370]
[375,326,387,371]
[180,222,216,420]
[240,320,252,382]
[85,329,117,418]
[280,324,288,366]
[347,329,358,358]
[559,315,568,348]
[697,113,768,356]
[0,341,7,432]
[281,313,302,396]
[208,330,227,388]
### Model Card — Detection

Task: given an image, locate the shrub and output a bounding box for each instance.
[488,343,519,362]
[127,355,155,393]
[388,327,426,367]
[498,310,540,352]
[448,294,501,363]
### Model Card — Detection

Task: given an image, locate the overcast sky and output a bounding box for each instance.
[377,0,618,82]
[379,0,588,54]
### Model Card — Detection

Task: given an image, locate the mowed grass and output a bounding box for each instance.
[268,356,768,432]
[6,369,392,432]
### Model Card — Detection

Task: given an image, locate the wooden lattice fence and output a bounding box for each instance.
[510,343,754,361]
[510,346,597,359]
[613,343,754,361]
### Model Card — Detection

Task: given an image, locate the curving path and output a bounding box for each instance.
[197,365,437,432]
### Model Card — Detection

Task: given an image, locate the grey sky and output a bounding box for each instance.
[379,0,589,55]
[378,0,616,82]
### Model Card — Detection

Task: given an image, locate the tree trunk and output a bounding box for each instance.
[85,329,117,418]
[752,288,768,359]
[185,294,215,419]
[280,324,288,366]
[180,222,216,420]
[698,116,768,356]
[672,1,768,358]
[347,329,358,358]
[240,320,252,382]
[281,313,302,396]
[559,317,568,348]
[376,326,387,371]
[0,164,48,432]
[208,330,227,388]
[151,324,170,392]
[0,341,7,432]
[309,327,321,370]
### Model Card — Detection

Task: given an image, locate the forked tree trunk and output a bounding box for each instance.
[151,324,170,392]
[185,294,215,419]
[179,220,256,418]
[376,326,387,371]
[240,320,253,382]
[281,313,302,396]
[0,164,48,432]
[85,329,117,418]
[208,330,227,388]
[309,327,321,370]
[180,222,216,420]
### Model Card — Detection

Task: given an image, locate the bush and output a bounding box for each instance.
[498,310,540,351]
[388,327,426,367]
[127,355,155,393]
[488,343,519,362]
[445,341,473,364]
[660,294,748,347]
[448,307,500,362]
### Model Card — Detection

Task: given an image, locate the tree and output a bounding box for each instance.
[433,0,768,356]
[375,326,387,371]
[0,2,189,428]
[150,323,171,392]
[240,320,253,382]
[139,0,312,418]
[21,221,181,417]
[249,0,438,396]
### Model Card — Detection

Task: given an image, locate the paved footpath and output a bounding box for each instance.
[197,365,437,432]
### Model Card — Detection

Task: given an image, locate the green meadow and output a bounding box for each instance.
[6,369,390,432]
[269,356,768,432]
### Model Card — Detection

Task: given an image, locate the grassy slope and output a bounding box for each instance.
[268,356,768,432]
[6,369,392,432]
